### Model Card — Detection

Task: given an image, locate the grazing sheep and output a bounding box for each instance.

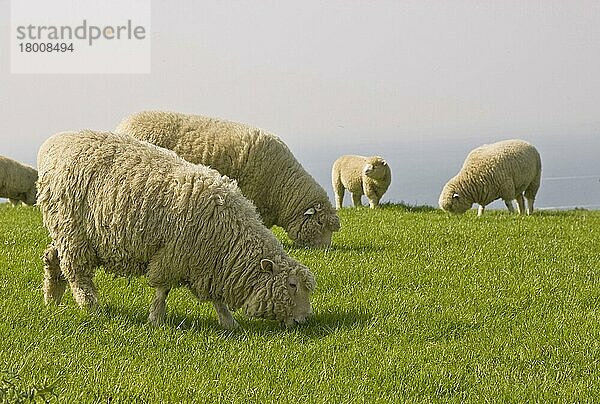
[0,155,37,206]
[116,111,340,248]
[37,130,315,329]
[438,139,541,216]
[331,155,391,209]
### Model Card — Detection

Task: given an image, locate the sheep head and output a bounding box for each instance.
[363,156,389,181]
[24,185,38,206]
[292,203,341,248]
[243,257,315,327]
[438,179,473,214]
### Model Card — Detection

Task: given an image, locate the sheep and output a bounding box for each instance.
[331,155,391,209]
[37,130,316,329]
[0,155,37,206]
[115,111,340,248]
[438,139,542,217]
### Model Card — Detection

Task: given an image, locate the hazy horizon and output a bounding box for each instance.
[1,1,599,209]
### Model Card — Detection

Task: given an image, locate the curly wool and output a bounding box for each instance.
[37,130,315,328]
[331,155,391,209]
[0,155,37,205]
[116,111,341,247]
[438,139,542,216]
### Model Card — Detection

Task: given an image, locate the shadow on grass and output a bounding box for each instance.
[534,208,592,217]
[282,241,386,253]
[227,308,373,340]
[97,303,221,331]
[422,318,483,342]
[97,303,372,339]
[378,202,438,212]
[97,303,152,325]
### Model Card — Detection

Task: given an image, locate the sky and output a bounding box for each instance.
[1,1,599,208]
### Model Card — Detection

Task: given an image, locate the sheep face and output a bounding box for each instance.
[243,257,315,326]
[438,183,472,214]
[293,204,341,248]
[363,157,389,180]
[24,187,37,206]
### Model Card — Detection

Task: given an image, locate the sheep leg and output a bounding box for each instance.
[334,189,344,210]
[526,197,535,215]
[61,254,98,309]
[8,198,20,206]
[351,193,363,207]
[42,243,67,305]
[366,191,380,209]
[67,273,98,309]
[477,205,485,217]
[212,301,239,329]
[333,182,345,209]
[504,199,515,214]
[148,286,170,325]
[524,170,541,214]
[515,194,526,215]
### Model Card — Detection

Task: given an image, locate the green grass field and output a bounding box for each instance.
[1,203,599,403]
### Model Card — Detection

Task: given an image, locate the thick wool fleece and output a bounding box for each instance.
[438,139,542,216]
[37,130,315,328]
[331,155,391,209]
[116,111,340,247]
[0,155,37,205]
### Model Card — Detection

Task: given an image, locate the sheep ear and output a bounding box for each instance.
[304,207,316,216]
[260,259,275,274]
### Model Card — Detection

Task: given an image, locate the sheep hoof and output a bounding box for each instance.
[220,317,239,330]
[71,287,98,310]
[148,312,165,326]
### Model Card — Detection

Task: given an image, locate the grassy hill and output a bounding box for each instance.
[1,203,599,402]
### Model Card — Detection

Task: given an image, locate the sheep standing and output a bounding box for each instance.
[116,111,340,248]
[438,139,541,216]
[37,130,315,329]
[0,155,37,206]
[331,155,391,209]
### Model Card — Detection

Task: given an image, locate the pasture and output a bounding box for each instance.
[1,203,599,402]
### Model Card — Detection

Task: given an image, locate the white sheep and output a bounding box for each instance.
[0,155,37,206]
[37,130,315,329]
[116,111,340,248]
[331,155,391,209]
[438,139,542,216]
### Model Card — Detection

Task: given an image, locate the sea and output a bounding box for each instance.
[2,130,598,211]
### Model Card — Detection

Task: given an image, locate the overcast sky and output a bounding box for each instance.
[1,1,599,206]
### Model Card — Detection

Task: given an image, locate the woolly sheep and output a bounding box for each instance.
[37,130,316,329]
[0,155,37,206]
[331,155,391,209]
[438,139,541,217]
[116,111,340,248]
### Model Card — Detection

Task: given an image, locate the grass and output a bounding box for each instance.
[1,202,599,402]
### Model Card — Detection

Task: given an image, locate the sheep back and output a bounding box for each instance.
[116,111,340,247]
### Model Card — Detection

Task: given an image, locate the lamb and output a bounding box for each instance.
[0,155,37,206]
[115,111,340,248]
[37,130,316,329]
[438,139,542,216]
[331,155,391,209]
